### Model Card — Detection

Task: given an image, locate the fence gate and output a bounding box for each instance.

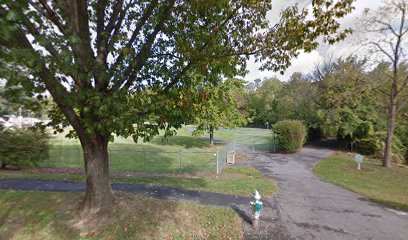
[233,131,279,154]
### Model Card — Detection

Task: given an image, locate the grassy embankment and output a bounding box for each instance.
[0,166,278,197]
[315,152,408,210]
[0,190,242,240]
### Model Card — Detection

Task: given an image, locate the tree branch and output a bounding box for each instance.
[96,0,108,53]
[0,23,85,137]
[105,0,124,34]
[397,75,408,94]
[375,19,399,37]
[116,0,175,90]
[106,2,133,51]
[111,0,159,70]
[162,62,193,91]
[35,0,66,34]
[369,41,395,62]
[162,6,241,91]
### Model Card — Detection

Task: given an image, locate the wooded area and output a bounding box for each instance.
[243,57,408,164]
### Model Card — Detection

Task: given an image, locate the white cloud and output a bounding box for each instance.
[245,0,383,82]
[245,50,323,81]
[283,50,324,79]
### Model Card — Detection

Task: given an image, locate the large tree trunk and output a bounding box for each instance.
[81,134,114,214]
[209,125,214,145]
[383,95,397,168]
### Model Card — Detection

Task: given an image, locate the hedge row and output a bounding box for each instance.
[273,120,307,153]
[0,129,50,169]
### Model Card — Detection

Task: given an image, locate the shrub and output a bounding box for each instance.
[273,120,307,153]
[0,129,50,169]
[355,132,406,164]
[355,137,382,155]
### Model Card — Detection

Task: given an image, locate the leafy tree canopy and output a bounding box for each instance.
[0,0,354,142]
[0,0,355,212]
[191,77,247,144]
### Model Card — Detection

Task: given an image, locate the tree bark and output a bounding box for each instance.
[383,95,397,168]
[209,125,214,145]
[80,134,114,214]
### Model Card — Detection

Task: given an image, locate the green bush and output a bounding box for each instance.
[0,129,50,169]
[355,137,382,155]
[354,121,374,139]
[273,120,307,153]
[355,132,406,164]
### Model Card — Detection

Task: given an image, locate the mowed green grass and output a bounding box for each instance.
[44,127,219,173]
[0,166,278,197]
[0,190,242,240]
[315,153,408,210]
[43,126,277,173]
[187,126,278,152]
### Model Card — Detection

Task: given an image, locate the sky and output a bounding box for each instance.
[245,0,384,82]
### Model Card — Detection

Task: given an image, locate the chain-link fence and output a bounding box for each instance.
[41,128,278,174]
[233,131,279,153]
[215,141,235,174]
[42,146,224,174]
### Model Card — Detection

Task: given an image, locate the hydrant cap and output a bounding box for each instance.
[253,190,261,200]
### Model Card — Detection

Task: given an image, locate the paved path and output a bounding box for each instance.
[1,146,408,240]
[243,146,408,240]
[0,178,250,207]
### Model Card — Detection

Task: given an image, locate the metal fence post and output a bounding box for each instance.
[216,148,219,175]
[179,149,182,169]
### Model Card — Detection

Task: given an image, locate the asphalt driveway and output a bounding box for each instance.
[1,145,407,239]
[243,146,408,240]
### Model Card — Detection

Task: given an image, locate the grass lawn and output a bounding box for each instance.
[42,126,278,173]
[0,166,278,197]
[314,152,408,210]
[45,127,220,173]
[187,126,279,152]
[0,190,242,240]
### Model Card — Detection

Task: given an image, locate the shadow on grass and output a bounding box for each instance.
[0,191,186,239]
[151,135,211,149]
[231,204,252,225]
[0,203,18,240]
[43,143,217,174]
[109,145,216,174]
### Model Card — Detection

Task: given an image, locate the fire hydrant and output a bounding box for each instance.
[249,190,264,220]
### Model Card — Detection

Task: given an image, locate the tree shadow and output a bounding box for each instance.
[150,135,211,149]
[0,203,20,240]
[109,145,216,174]
[307,138,340,150]
[0,191,189,239]
[231,204,253,225]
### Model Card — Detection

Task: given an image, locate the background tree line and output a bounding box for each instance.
[243,57,408,164]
